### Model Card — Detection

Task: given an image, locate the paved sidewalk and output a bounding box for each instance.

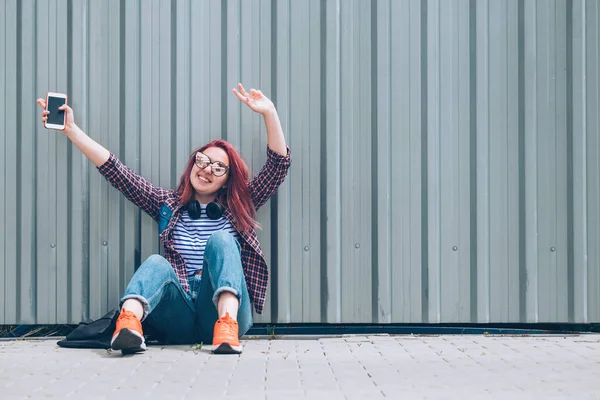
[1,334,599,399]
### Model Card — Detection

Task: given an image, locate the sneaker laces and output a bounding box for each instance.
[118,310,140,328]
[217,314,237,337]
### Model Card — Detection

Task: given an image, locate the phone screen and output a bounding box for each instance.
[47,96,66,126]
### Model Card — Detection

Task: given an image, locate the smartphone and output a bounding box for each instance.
[45,92,68,130]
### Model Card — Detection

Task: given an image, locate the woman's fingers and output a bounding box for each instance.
[233,84,267,108]
[237,83,249,97]
[232,88,248,103]
[40,100,50,122]
[249,88,263,99]
[38,97,73,127]
[58,104,72,113]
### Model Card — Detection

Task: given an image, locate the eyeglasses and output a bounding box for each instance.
[195,152,230,177]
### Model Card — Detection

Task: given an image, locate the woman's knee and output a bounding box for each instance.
[123,255,181,320]
[205,231,238,253]
[135,254,173,278]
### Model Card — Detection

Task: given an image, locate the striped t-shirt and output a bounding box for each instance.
[172,205,239,277]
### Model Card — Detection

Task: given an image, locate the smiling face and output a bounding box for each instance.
[190,146,230,203]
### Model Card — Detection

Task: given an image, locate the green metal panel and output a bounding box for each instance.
[584,0,600,321]
[375,0,424,324]
[1,0,599,325]
[19,0,38,324]
[1,0,18,324]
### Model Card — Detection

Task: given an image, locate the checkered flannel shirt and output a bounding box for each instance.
[97,145,291,314]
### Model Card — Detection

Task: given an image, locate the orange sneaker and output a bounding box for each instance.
[110,309,146,354]
[212,312,242,354]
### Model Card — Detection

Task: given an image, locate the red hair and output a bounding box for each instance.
[177,140,258,232]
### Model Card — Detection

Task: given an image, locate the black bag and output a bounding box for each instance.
[57,308,167,349]
[57,308,119,349]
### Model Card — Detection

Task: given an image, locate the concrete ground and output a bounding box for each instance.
[1,333,599,399]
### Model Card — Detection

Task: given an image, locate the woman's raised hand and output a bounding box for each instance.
[232,83,275,115]
[36,97,77,134]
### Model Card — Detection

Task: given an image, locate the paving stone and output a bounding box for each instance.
[1,335,600,398]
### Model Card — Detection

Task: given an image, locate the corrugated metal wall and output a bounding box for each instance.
[1,0,599,325]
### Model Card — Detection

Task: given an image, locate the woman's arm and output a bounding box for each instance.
[232,83,287,155]
[37,98,169,220]
[232,84,291,210]
[38,98,110,167]
[247,146,291,210]
[261,107,287,156]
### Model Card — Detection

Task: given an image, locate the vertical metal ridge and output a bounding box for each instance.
[370,0,378,323]
[336,0,341,322]
[468,0,478,323]
[579,0,588,322]
[323,0,342,322]
[81,0,90,321]
[270,0,279,323]
[186,0,192,151]
[388,0,393,322]
[67,0,74,322]
[569,0,586,323]
[221,0,228,141]
[319,0,327,323]
[475,0,491,323]
[170,0,177,187]
[118,0,125,305]
[134,0,142,275]
[119,0,125,159]
[523,0,540,322]
[517,0,527,322]
[420,0,429,322]
[566,0,575,323]
[119,2,129,310]
[182,0,190,153]
[382,0,392,322]
[32,0,39,323]
[1,0,6,322]
[15,0,23,322]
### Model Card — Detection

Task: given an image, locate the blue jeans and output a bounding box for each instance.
[120,231,253,345]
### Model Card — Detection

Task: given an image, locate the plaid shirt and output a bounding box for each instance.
[97,146,291,314]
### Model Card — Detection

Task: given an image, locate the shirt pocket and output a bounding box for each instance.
[158,203,173,234]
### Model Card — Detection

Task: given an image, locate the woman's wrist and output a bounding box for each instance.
[261,103,277,118]
[64,122,80,137]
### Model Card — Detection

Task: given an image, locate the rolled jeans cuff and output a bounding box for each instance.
[212,287,240,309]
[120,294,151,322]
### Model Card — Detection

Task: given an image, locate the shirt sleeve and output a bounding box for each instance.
[97,153,172,221]
[248,146,292,211]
